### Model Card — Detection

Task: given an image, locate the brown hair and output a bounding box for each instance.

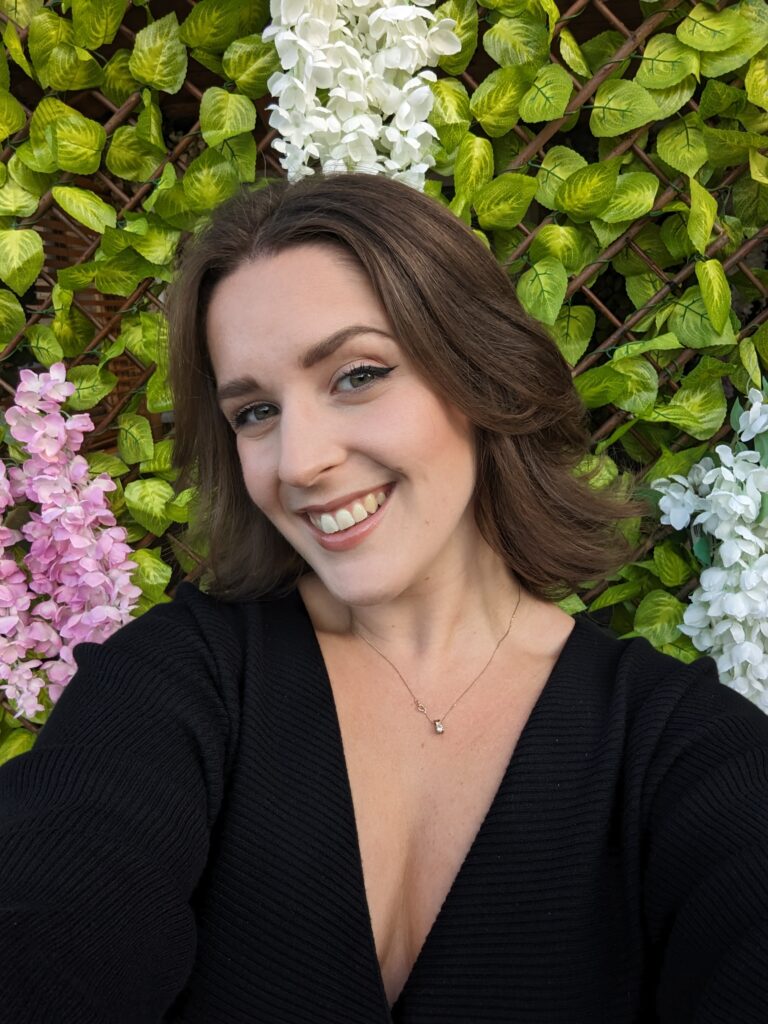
[168,172,642,602]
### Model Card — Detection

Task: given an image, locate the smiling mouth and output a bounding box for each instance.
[306,488,391,535]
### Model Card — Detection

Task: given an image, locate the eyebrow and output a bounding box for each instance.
[215,324,393,404]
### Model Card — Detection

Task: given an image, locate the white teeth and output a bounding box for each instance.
[308,488,390,535]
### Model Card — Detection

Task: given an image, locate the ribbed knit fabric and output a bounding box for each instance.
[1,581,767,1023]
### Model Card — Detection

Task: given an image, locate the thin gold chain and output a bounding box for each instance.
[353,586,522,735]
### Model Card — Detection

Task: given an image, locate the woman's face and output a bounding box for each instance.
[206,243,481,607]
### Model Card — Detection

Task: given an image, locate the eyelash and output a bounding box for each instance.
[231,364,396,431]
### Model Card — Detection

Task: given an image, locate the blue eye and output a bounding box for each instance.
[335,365,395,392]
[233,402,276,429]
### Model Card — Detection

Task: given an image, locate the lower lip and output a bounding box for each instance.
[303,486,394,552]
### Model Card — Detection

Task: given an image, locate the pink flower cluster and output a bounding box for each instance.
[1,364,141,718]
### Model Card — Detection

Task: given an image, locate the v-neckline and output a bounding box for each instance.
[292,588,583,1020]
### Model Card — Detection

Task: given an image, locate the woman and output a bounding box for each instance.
[1,173,767,1023]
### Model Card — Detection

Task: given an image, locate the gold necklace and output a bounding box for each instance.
[353,587,522,735]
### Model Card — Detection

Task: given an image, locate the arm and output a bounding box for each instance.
[0,586,240,1023]
[643,662,768,1023]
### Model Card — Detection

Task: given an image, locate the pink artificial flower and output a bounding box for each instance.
[5,407,70,463]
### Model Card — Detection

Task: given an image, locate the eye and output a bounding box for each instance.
[334,364,395,393]
[232,402,277,430]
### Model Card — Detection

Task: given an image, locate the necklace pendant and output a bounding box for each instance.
[415,700,427,714]
[433,719,444,735]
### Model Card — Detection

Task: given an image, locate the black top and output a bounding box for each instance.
[1,582,767,1023]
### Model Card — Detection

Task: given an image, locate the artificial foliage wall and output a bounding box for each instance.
[0,0,767,748]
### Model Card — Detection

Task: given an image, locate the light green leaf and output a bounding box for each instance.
[52,186,116,234]
[0,730,35,767]
[656,113,707,177]
[0,178,37,216]
[200,86,256,147]
[7,153,52,198]
[687,176,717,255]
[611,357,658,414]
[124,219,181,266]
[26,323,63,366]
[516,256,568,325]
[589,580,643,613]
[102,49,141,106]
[625,271,664,310]
[668,285,735,348]
[676,3,749,52]
[646,374,727,440]
[601,171,659,223]
[519,63,572,122]
[131,547,173,599]
[95,250,168,297]
[613,332,682,360]
[574,363,624,408]
[746,55,768,112]
[645,76,697,119]
[468,67,528,138]
[750,148,768,185]
[129,12,188,95]
[0,228,43,295]
[146,364,174,413]
[183,147,240,211]
[559,26,590,76]
[0,287,24,345]
[2,20,32,78]
[581,30,628,79]
[221,32,279,98]
[106,125,164,182]
[483,14,549,69]
[435,0,478,76]
[217,132,257,184]
[118,311,168,365]
[553,158,620,222]
[117,413,155,464]
[695,259,730,333]
[644,442,709,483]
[28,9,102,90]
[590,217,631,248]
[550,304,594,365]
[70,0,127,49]
[86,452,129,478]
[53,114,106,175]
[124,478,174,536]
[0,0,42,29]
[732,174,768,226]
[635,33,699,89]
[180,0,241,51]
[632,590,686,647]
[0,88,24,143]
[740,336,762,387]
[535,145,587,210]
[703,125,767,168]
[66,365,117,411]
[139,438,175,477]
[137,91,164,152]
[590,80,659,137]
[473,172,537,229]
[453,133,494,201]
[529,224,595,273]
[429,79,471,151]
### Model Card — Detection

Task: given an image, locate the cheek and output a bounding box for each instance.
[236,440,274,508]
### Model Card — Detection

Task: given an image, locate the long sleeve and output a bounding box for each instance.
[641,658,768,1023]
[0,584,242,1023]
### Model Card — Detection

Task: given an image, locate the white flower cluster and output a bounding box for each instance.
[653,389,768,709]
[262,0,461,188]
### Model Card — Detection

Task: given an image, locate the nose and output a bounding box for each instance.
[276,398,346,489]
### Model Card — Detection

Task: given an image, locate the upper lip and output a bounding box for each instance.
[295,483,393,515]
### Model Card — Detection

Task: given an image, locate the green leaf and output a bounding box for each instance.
[574,363,624,408]
[483,13,549,69]
[0,730,35,767]
[625,270,663,310]
[687,177,717,255]
[53,115,106,175]
[66,365,117,411]
[694,259,730,334]
[631,590,686,647]
[703,125,767,168]
[436,0,478,76]
[553,158,620,222]
[519,63,572,122]
[28,10,102,90]
[529,224,595,273]
[668,285,735,348]
[732,174,768,227]
[646,372,727,439]
[52,186,116,234]
[468,67,527,138]
[601,171,659,223]
[165,487,196,523]
[590,80,659,138]
[86,451,129,478]
[25,324,62,366]
[131,547,173,600]
[656,113,707,177]
[473,172,537,229]
[549,304,595,365]
[117,413,154,464]
[746,55,768,112]
[635,33,699,88]
[644,442,709,483]
[217,132,257,184]
[129,12,188,95]
[124,478,174,536]
[95,250,168,297]
[429,79,471,152]
[146,365,174,413]
[516,256,568,325]
[558,27,590,77]
[739,336,762,387]
[0,88,24,143]
[180,0,241,51]
[535,145,587,210]
[183,147,240,211]
[123,219,181,266]
[653,540,693,587]
[0,0,43,29]
[7,153,52,198]
[613,332,682,361]
[118,311,168,365]
[0,287,24,345]
[0,228,43,295]
[645,76,696,119]
[2,20,32,78]
[200,86,257,148]
[453,133,494,202]
[102,49,141,106]
[70,0,127,49]
[589,580,643,613]
[676,3,749,52]
[750,148,768,185]
[611,357,658,414]
[222,32,279,98]
[106,125,164,182]
[0,178,37,217]
[137,91,164,152]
